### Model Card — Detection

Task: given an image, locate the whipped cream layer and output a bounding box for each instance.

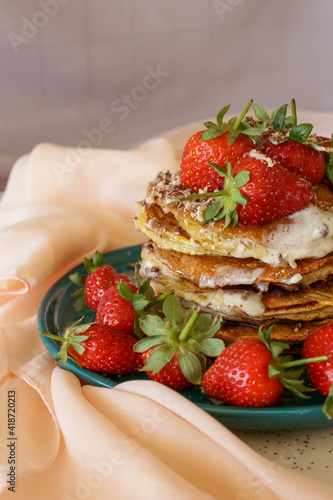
[193,204,333,268]
[259,205,333,267]
[141,256,265,320]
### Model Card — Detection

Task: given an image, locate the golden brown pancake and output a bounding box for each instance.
[141,269,333,325]
[136,203,207,255]
[215,319,333,346]
[140,244,333,346]
[141,241,333,291]
[136,170,333,267]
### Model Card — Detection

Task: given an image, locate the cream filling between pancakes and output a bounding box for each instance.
[260,205,333,267]
[140,254,265,319]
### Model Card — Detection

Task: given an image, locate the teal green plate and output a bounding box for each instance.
[37,244,333,430]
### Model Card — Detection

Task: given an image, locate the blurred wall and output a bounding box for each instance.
[1,0,333,189]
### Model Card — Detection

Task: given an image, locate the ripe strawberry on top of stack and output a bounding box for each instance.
[135,99,333,351]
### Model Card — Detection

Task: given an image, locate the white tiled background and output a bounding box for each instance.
[1,0,333,190]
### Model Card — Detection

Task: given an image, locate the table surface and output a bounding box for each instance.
[234,426,333,487]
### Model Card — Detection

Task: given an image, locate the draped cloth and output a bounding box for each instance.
[1,141,332,499]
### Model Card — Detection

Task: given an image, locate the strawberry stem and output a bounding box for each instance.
[40,331,64,342]
[323,383,333,419]
[166,191,221,205]
[178,308,200,343]
[134,264,141,287]
[232,99,253,131]
[291,98,297,127]
[278,354,330,369]
[145,290,174,311]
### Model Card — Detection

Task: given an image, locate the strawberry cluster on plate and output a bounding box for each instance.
[41,250,333,418]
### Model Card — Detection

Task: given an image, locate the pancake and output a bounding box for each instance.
[141,241,333,291]
[139,245,333,346]
[215,319,333,347]
[136,203,208,255]
[140,266,333,325]
[136,170,333,267]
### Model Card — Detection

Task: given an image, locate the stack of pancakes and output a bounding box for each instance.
[135,169,333,350]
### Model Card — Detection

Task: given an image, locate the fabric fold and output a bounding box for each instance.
[0,139,333,500]
[0,139,177,303]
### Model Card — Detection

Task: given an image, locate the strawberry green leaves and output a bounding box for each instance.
[252,104,270,123]
[168,161,249,228]
[40,317,93,366]
[203,162,249,227]
[325,152,333,186]
[272,104,288,132]
[258,325,313,399]
[253,99,313,144]
[323,383,333,419]
[259,325,330,400]
[289,124,313,143]
[134,294,224,385]
[200,98,316,152]
[200,100,266,145]
[202,104,231,138]
[69,272,89,311]
[116,265,173,339]
[117,276,153,312]
[309,134,333,187]
[69,250,105,294]
[252,102,287,132]
[288,99,313,143]
[69,250,116,312]
[83,250,105,273]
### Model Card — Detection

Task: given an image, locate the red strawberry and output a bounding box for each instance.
[302,324,333,395]
[233,152,316,225]
[114,273,132,285]
[171,152,316,228]
[260,139,325,185]
[202,338,285,407]
[41,321,143,374]
[179,100,266,193]
[85,265,117,311]
[96,281,138,335]
[141,349,192,389]
[180,130,253,193]
[134,294,223,388]
[69,250,117,311]
[201,325,320,407]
